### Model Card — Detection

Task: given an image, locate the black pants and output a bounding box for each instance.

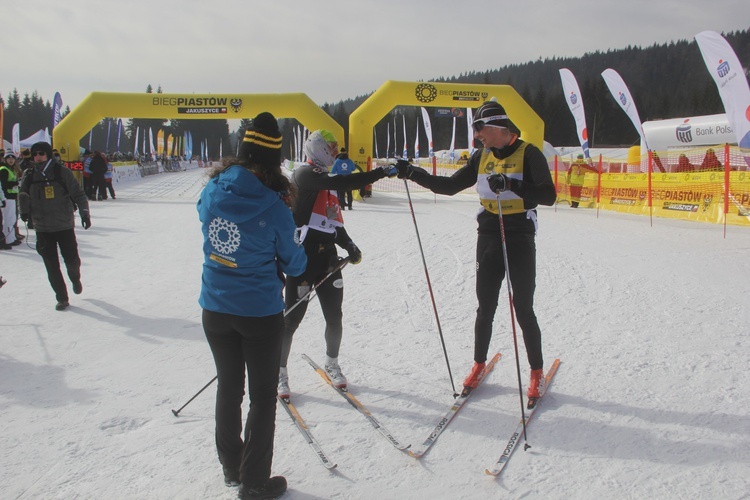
[36,229,81,302]
[337,190,353,209]
[202,309,283,487]
[474,231,543,370]
[280,247,344,367]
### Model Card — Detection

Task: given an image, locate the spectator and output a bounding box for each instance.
[198,112,306,499]
[699,148,723,171]
[89,151,108,200]
[17,142,91,310]
[674,154,695,173]
[0,152,21,247]
[566,154,597,208]
[331,147,356,210]
[104,157,116,199]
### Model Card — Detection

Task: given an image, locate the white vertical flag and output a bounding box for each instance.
[373,129,379,159]
[601,68,648,151]
[134,127,140,156]
[420,107,434,158]
[386,122,391,159]
[449,117,456,163]
[393,116,397,159]
[559,68,592,159]
[12,123,20,155]
[148,128,156,157]
[402,115,408,159]
[414,119,420,165]
[695,30,750,151]
[466,107,474,155]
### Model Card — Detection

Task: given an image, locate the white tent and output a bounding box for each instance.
[19,128,51,148]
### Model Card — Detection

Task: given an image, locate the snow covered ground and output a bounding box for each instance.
[2,167,749,499]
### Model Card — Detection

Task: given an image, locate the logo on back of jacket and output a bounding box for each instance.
[208,217,240,268]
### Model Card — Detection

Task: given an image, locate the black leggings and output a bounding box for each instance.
[202,309,283,487]
[474,231,543,370]
[280,248,344,367]
[36,229,81,302]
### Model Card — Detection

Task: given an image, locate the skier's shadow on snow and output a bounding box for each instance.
[0,352,98,409]
[529,392,750,465]
[70,298,204,344]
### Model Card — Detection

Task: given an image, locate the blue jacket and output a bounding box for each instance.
[331,158,356,176]
[198,165,307,317]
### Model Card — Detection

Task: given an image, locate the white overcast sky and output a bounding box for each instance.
[3,1,749,110]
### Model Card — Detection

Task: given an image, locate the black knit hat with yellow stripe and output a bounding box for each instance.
[240,112,282,167]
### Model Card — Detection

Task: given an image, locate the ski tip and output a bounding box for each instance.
[485,468,499,477]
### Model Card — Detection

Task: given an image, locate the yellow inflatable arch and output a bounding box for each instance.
[348,80,544,171]
[53,92,344,161]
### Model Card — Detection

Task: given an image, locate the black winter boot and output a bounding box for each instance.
[238,476,287,499]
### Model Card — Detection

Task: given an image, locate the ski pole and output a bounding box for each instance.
[404,180,458,397]
[495,192,531,449]
[171,376,217,416]
[172,257,351,416]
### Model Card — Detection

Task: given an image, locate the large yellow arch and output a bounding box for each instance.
[53,92,344,161]
[348,80,544,170]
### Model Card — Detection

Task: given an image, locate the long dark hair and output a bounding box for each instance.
[209,157,296,207]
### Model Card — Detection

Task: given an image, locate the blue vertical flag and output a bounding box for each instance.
[52,92,63,131]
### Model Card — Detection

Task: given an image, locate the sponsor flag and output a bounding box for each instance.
[0,103,4,145]
[386,122,390,159]
[414,119,420,164]
[466,107,474,154]
[393,116,397,158]
[449,116,456,162]
[52,92,63,131]
[116,119,123,152]
[148,128,155,157]
[559,68,591,159]
[134,127,140,156]
[402,115,408,159]
[12,123,20,155]
[105,118,112,152]
[373,129,379,159]
[601,68,648,151]
[695,30,750,153]
[420,107,434,157]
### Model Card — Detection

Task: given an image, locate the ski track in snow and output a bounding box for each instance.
[2,167,750,499]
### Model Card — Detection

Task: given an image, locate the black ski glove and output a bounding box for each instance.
[487,173,517,193]
[346,241,362,265]
[81,211,92,230]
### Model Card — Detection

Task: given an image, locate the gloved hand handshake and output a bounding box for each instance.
[346,241,362,265]
[395,159,414,179]
[377,164,398,178]
[487,173,511,193]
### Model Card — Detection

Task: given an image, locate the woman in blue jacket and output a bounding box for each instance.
[198,112,306,500]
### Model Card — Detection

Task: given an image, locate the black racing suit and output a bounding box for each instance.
[406,139,556,370]
[280,163,387,367]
